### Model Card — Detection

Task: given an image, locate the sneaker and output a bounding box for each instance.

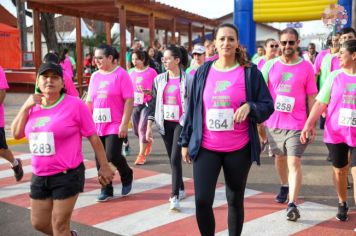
[122,142,131,156]
[178,189,186,200]
[96,188,113,202]
[12,159,24,182]
[275,186,289,203]
[144,142,152,156]
[134,155,146,165]
[122,182,132,196]
[286,202,300,221]
[71,230,78,236]
[336,202,349,221]
[169,196,180,212]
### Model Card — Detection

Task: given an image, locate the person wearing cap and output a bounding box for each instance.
[186,44,206,77]
[11,62,115,236]
[0,66,23,182]
[35,52,79,97]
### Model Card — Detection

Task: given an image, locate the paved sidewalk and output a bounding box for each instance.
[4,93,29,139]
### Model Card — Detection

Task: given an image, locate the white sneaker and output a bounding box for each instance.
[178,190,186,200]
[169,196,180,212]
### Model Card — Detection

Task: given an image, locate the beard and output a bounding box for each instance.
[282,48,295,57]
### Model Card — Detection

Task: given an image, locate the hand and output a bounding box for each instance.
[321,112,326,118]
[98,163,115,186]
[233,103,250,123]
[181,147,192,164]
[118,123,128,138]
[300,126,315,144]
[146,127,153,143]
[24,94,44,109]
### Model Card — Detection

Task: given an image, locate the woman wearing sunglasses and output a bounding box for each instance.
[301,39,356,223]
[257,38,279,71]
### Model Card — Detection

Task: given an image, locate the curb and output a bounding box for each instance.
[6,138,28,146]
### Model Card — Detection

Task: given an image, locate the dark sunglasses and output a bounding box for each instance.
[280,41,296,46]
[270,44,279,48]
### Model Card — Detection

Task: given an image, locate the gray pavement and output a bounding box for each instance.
[1,92,354,235]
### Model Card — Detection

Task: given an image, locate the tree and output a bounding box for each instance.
[11,0,59,53]
[14,0,27,53]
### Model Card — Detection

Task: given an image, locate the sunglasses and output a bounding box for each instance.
[270,44,279,48]
[280,41,296,46]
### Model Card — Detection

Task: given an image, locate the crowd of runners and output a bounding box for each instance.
[0,22,355,236]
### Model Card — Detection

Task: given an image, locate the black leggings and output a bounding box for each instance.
[95,135,133,188]
[161,121,184,197]
[193,144,252,236]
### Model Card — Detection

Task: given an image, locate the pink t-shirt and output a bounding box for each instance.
[60,56,74,79]
[205,54,219,62]
[63,70,79,97]
[263,58,318,130]
[129,67,157,106]
[318,71,356,146]
[314,49,329,75]
[163,77,182,122]
[201,64,249,152]
[87,67,134,136]
[257,57,266,71]
[0,67,9,128]
[24,95,96,176]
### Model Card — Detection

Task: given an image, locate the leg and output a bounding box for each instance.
[275,155,288,185]
[287,156,302,203]
[351,148,356,205]
[138,107,149,156]
[333,165,348,203]
[105,135,133,186]
[52,194,79,236]
[161,121,175,159]
[0,148,15,163]
[193,148,222,236]
[31,198,54,235]
[170,124,183,197]
[222,144,252,236]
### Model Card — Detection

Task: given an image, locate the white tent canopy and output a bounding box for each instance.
[62,19,93,43]
[111,23,131,46]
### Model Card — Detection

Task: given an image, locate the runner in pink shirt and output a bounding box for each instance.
[60,48,74,80]
[0,66,23,182]
[262,28,318,221]
[180,23,273,235]
[129,49,157,165]
[87,44,134,202]
[11,62,114,236]
[301,39,356,223]
[257,38,279,155]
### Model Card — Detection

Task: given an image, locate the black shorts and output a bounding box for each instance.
[326,143,356,168]
[0,127,8,149]
[30,162,85,200]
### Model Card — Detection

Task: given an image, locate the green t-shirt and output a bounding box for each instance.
[315,69,342,104]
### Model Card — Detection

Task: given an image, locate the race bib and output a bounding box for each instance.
[163,105,179,121]
[275,95,295,113]
[93,108,112,123]
[29,132,55,156]
[134,92,144,105]
[338,108,356,127]
[206,108,234,131]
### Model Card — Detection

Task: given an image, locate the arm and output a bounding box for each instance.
[119,98,134,138]
[247,68,274,123]
[87,134,115,185]
[300,101,327,144]
[11,94,43,139]
[307,94,317,115]
[0,90,5,104]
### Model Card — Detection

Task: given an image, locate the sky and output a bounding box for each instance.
[1,0,332,36]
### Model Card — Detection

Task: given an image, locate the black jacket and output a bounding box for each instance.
[179,61,274,165]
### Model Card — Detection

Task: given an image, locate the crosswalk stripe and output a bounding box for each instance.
[94,187,260,235]
[0,153,32,165]
[1,154,354,235]
[215,202,336,236]
[74,173,172,210]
